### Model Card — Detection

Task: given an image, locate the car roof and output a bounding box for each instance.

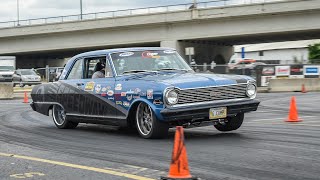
[74,47,175,59]
[17,69,35,71]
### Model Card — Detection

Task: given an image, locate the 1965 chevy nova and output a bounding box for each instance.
[30,47,260,138]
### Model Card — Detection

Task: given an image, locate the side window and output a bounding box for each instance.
[67,59,84,80]
[84,56,113,79]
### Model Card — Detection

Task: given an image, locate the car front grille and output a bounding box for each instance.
[177,83,248,105]
[1,75,12,78]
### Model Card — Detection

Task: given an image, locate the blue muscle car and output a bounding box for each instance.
[30,47,260,139]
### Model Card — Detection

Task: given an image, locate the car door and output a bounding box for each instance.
[58,57,85,114]
[75,56,117,118]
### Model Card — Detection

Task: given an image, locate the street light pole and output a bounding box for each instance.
[17,0,20,26]
[193,0,197,8]
[80,0,83,20]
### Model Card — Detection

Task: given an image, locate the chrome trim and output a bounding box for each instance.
[246,83,257,99]
[176,83,248,105]
[66,113,123,119]
[163,86,175,108]
[164,89,179,105]
[170,98,250,108]
[178,83,248,90]
[33,101,63,107]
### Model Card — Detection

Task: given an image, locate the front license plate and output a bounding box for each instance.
[209,107,227,119]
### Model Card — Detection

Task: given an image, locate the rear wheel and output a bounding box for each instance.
[52,105,78,129]
[136,102,168,139]
[214,113,244,132]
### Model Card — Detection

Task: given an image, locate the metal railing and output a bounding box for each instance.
[0,0,285,29]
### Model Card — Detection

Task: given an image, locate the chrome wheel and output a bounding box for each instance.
[53,105,66,126]
[136,103,153,136]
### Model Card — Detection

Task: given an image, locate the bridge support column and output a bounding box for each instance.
[160,40,184,54]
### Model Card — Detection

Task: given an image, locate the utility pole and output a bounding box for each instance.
[80,0,83,20]
[17,0,20,26]
[193,0,197,8]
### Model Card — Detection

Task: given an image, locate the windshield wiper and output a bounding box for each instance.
[158,68,189,72]
[123,70,156,74]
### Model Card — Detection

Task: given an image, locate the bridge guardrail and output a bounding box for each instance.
[0,0,286,29]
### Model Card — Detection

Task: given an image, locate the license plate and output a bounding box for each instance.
[209,107,227,119]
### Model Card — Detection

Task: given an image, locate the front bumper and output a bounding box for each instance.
[160,99,260,122]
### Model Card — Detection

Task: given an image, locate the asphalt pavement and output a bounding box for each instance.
[0,92,320,180]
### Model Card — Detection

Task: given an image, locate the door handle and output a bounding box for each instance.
[76,83,84,86]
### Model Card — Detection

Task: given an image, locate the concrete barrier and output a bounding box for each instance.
[268,78,320,92]
[0,82,13,99]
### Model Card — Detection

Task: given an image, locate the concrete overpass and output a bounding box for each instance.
[0,0,320,68]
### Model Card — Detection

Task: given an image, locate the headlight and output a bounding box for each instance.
[246,83,257,99]
[165,89,178,105]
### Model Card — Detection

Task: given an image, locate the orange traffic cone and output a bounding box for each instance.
[285,96,302,122]
[23,91,29,103]
[161,126,198,180]
[301,84,307,93]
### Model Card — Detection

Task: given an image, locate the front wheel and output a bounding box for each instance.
[136,102,169,139]
[214,113,244,132]
[52,105,78,129]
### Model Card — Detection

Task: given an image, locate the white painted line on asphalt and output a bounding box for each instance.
[250,116,318,122]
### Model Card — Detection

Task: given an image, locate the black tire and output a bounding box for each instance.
[52,105,78,129]
[214,113,244,132]
[136,102,169,139]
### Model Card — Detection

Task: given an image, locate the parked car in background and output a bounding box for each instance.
[54,67,64,81]
[35,67,64,82]
[30,47,260,139]
[228,59,257,69]
[13,69,41,87]
[0,56,16,82]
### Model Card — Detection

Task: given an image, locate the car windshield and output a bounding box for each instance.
[110,50,193,75]
[0,66,14,71]
[20,70,37,75]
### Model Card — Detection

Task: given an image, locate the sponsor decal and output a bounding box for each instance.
[289,75,304,79]
[108,97,114,100]
[101,92,107,97]
[262,67,275,76]
[147,89,153,99]
[126,89,134,94]
[95,84,102,93]
[304,66,319,77]
[290,65,303,75]
[134,88,141,94]
[153,99,163,105]
[116,101,122,105]
[121,92,127,96]
[305,67,319,74]
[123,101,130,107]
[163,50,176,54]
[84,82,95,91]
[133,95,140,99]
[127,95,133,101]
[142,51,160,58]
[115,84,122,91]
[140,92,146,96]
[101,87,107,92]
[275,66,290,76]
[107,90,114,96]
[119,52,134,57]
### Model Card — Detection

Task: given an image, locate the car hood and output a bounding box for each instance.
[0,71,14,75]
[125,72,253,89]
[21,75,39,78]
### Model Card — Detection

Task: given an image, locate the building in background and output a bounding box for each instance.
[234,39,320,64]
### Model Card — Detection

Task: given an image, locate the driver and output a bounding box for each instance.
[92,62,105,79]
